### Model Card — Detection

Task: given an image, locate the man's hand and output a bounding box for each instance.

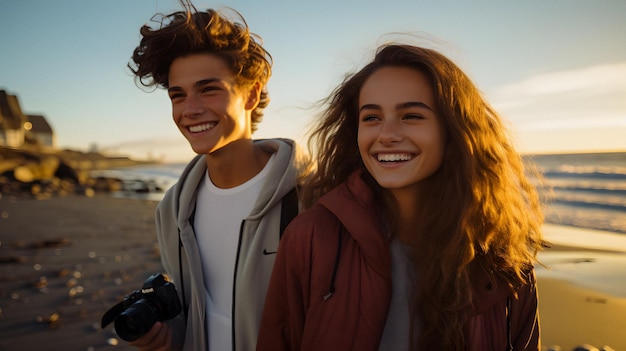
[128,321,173,351]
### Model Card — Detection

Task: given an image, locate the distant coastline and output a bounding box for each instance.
[1,144,158,169]
[0,145,159,199]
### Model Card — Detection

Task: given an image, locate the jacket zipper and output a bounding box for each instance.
[231,219,246,351]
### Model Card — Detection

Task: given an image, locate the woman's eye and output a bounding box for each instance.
[404,114,424,120]
[361,115,379,122]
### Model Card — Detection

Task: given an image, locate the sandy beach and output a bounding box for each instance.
[537,225,626,351]
[1,195,625,351]
[0,195,161,351]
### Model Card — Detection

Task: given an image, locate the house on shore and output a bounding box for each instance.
[0,89,55,148]
[26,114,56,147]
[0,89,27,147]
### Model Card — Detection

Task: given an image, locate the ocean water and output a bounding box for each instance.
[105,152,626,234]
[526,152,626,234]
[92,162,188,202]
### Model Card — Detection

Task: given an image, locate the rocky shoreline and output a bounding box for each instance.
[0,146,156,199]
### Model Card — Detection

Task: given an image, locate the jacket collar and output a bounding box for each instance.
[318,169,392,281]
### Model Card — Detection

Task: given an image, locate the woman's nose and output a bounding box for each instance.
[378,118,402,145]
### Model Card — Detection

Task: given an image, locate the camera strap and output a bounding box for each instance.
[101,300,126,328]
[279,188,298,238]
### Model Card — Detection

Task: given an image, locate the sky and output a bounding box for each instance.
[1,0,625,163]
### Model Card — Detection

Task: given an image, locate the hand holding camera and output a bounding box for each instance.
[101,273,182,342]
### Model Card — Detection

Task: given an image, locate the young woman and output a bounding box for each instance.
[257,44,544,350]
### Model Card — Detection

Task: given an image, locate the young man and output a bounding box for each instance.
[126,4,309,350]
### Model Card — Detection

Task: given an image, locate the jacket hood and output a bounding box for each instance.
[317,169,392,281]
[172,138,309,228]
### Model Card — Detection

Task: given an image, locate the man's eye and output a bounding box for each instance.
[201,86,220,93]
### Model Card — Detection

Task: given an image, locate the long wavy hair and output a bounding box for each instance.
[302,44,545,349]
[128,1,272,132]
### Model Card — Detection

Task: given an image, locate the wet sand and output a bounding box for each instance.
[0,195,161,351]
[1,195,625,351]
[538,275,626,350]
[538,225,626,350]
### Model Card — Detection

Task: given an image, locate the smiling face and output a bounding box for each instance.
[167,53,258,155]
[358,66,446,198]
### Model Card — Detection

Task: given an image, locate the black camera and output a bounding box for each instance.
[101,273,182,342]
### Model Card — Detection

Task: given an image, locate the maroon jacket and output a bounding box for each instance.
[257,170,540,350]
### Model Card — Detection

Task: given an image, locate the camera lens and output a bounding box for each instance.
[114,299,160,341]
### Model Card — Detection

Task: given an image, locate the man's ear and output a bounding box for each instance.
[245,82,262,110]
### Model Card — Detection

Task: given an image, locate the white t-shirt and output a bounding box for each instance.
[194,155,275,350]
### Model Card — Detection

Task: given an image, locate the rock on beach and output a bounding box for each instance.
[1,145,154,199]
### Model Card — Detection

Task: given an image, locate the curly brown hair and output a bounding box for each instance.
[128,2,272,132]
[303,44,545,350]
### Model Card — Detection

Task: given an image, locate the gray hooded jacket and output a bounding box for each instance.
[155,139,308,350]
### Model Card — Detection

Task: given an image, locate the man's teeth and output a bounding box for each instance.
[189,123,216,133]
[377,153,413,162]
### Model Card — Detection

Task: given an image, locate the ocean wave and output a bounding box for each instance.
[543,170,626,180]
